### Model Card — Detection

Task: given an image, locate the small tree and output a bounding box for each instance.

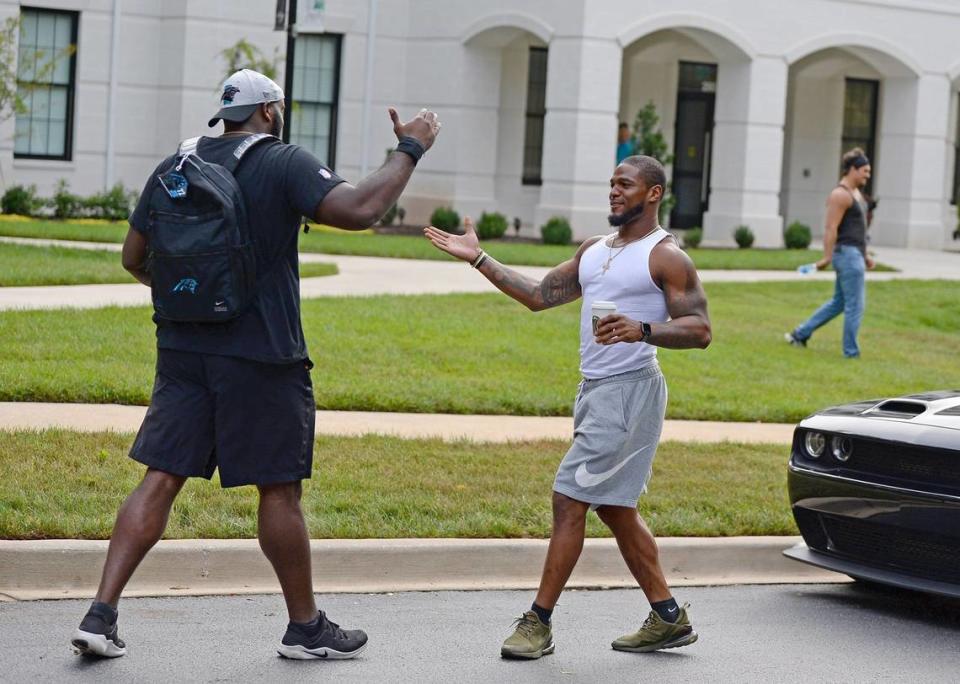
[630,101,676,222]
[218,39,281,83]
[0,17,24,125]
[631,101,673,166]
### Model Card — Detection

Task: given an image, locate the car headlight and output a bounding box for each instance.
[804,431,825,458]
[832,435,853,462]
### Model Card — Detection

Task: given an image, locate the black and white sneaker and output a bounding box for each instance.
[277,610,368,660]
[784,332,807,348]
[72,602,127,658]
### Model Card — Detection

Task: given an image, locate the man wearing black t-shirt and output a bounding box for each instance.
[71,69,441,661]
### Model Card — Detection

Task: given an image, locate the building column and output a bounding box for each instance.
[702,56,788,247]
[873,74,952,249]
[535,37,622,240]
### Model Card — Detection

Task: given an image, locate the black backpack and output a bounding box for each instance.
[146,133,278,323]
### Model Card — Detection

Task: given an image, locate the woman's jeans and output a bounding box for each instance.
[793,245,866,357]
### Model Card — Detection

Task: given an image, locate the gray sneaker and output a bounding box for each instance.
[612,603,698,653]
[500,611,554,659]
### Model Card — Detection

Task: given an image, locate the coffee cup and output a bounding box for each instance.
[591,300,617,335]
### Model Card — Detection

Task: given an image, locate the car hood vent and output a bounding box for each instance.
[903,390,960,401]
[868,400,927,418]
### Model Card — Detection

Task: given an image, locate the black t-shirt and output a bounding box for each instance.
[130,135,344,364]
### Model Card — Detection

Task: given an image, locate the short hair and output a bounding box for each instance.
[841,147,870,173]
[618,122,629,129]
[621,155,667,194]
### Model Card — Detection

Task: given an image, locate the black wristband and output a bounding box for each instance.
[396,136,426,164]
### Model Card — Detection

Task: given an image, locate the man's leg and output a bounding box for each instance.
[836,252,866,358]
[72,468,186,658]
[595,505,669,602]
[534,492,591,610]
[793,274,845,342]
[259,480,369,660]
[256,481,317,623]
[598,504,698,652]
[96,468,187,606]
[501,492,589,659]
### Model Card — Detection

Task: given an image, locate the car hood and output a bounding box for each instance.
[799,391,960,450]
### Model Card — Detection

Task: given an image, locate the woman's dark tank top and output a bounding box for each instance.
[836,185,867,254]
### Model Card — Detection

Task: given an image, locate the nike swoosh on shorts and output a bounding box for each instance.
[573,443,652,488]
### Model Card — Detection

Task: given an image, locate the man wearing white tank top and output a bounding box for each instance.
[424,156,711,659]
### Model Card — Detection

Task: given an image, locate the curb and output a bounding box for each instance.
[0,537,844,601]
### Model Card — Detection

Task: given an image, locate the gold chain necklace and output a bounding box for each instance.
[601,226,661,274]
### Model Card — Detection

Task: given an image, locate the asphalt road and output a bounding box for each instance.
[3,583,959,683]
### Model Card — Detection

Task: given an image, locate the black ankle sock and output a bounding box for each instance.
[290,612,321,631]
[530,602,552,625]
[651,597,680,623]
[89,601,118,623]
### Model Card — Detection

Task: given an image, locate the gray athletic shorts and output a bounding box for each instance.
[553,363,667,509]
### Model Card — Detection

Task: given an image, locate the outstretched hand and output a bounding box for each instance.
[389,107,441,152]
[424,217,481,263]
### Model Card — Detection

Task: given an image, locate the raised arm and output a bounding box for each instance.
[317,108,440,230]
[595,240,711,349]
[424,218,601,311]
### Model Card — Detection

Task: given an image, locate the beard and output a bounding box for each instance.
[269,103,284,138]
[608,201,646,227]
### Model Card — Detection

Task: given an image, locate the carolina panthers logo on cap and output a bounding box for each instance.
[221,84,240,105]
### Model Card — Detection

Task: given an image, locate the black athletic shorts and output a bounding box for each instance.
[130,349,316,488]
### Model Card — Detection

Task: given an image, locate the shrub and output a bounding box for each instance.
[1,184,40,216]
[784,221,812,249]
[430,206,460,233]
[683,227,703,249]
[476,211,508,240]
[51,179,83,219]
[83,184,136,221]
[541,216,572,245]
[733,225,754,249]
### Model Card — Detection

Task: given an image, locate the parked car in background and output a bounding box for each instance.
[785,391,960,598]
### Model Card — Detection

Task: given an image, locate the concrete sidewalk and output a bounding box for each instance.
[2,235,957,311]
[0,402,795,444]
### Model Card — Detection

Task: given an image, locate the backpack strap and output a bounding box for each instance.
[177,136,201,158]
[175,136,202,170]
[223,133,279,174]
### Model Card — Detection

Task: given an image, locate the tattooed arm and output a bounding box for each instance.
[423,218,602,311]
[595,239,711,348]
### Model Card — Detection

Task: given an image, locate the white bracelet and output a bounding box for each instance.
[470,249,487,268]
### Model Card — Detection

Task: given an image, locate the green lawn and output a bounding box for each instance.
[0,281,956,422]
[0,217,893,270]
[0,242,337,286]
[0,430,795,539]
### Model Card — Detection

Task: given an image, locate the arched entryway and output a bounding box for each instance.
[782,37,924,247]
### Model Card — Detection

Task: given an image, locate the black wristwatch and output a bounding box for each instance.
[640,321,652,341]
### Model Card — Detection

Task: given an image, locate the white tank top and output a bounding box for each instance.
[578,227,672,379]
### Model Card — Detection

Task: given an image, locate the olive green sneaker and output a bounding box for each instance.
[500,611,555,659]
[611,603,698,653]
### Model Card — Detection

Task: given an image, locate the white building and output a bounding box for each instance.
[3,0,960,249]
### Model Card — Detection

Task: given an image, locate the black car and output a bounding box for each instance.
[785,390,960,598]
